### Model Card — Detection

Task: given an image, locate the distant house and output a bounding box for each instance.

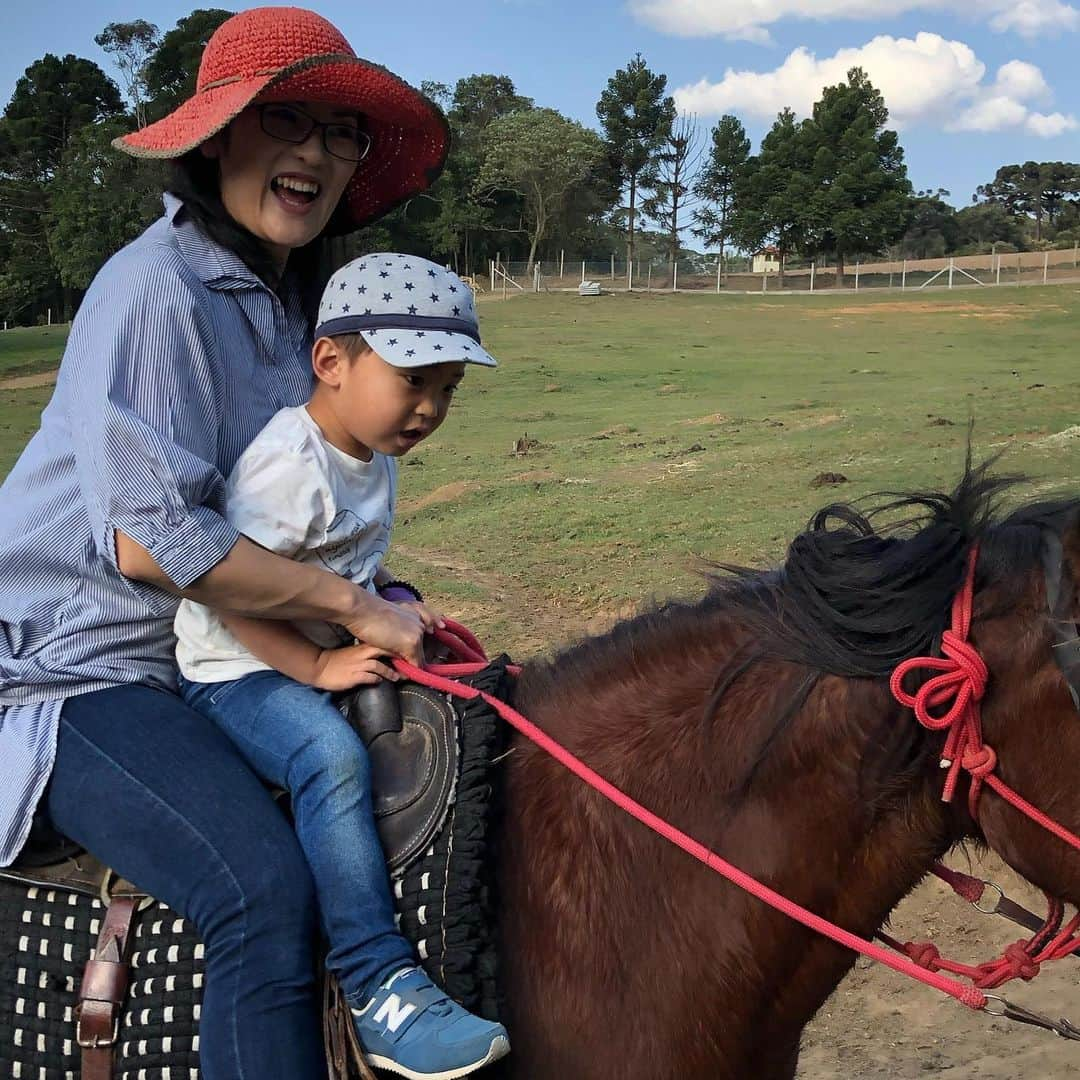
[752,246,781,274]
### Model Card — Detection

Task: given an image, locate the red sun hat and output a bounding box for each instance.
[114,6,449,232]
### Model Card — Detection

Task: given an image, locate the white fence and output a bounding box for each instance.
[484,244,1080,295]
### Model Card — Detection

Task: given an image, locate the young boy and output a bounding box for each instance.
[174,254,508,1080]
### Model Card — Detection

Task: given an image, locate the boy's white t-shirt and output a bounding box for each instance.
[174,404,397,683]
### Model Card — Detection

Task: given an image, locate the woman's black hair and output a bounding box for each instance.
[167,147,348,328]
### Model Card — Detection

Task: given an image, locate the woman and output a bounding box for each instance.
[0,9,487,1078]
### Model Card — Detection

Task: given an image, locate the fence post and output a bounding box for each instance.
[762,271,767,293]
[627,260,633,292]
[581,260,586,284]
[902,260,907,291]
[995,254,1001,286]
[716,258,722,294]
[47,308,51,326]
[647,265,652,292]
[1044,251,1049,285]
[610,253,615,281]
[673,263,678,292]
[810,262,815,293]
[948,258,954,289]
[560,249,565,279]
[490,260,495,292]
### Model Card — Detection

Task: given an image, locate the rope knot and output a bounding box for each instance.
[961,744,997,778]
[904,941,942,971]
[940,630,988,702]
[1001,942,1040,981]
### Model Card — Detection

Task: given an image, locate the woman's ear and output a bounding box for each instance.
[312,337,344,388]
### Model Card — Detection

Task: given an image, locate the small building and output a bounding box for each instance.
[752,247,781,274]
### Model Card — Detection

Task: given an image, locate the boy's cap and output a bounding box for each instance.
[315,253,497,369]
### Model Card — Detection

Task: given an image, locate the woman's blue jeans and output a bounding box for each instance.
[179,670,413,1001]
[47,683,325,1080]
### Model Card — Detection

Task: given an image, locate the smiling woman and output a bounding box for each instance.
[0,7,460,1080]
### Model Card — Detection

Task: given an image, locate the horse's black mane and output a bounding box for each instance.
[708,456,1080,679]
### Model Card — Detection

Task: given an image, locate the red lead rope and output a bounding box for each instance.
[396,550,1080,1013]
[395,628,988,1009]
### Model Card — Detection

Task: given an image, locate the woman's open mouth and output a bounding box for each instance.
[271,174,321,212]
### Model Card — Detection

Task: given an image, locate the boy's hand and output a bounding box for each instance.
[311,643,401,691]
[393,599,446,633]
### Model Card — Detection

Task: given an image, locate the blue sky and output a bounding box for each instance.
[5,0,1078,214]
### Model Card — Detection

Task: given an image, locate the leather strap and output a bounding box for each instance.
[78,894,140,1080]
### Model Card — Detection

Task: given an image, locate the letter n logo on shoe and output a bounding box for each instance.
[374,993,417,1034]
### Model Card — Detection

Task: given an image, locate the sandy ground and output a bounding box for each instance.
[0,370,57,390]
[797,849,1080,1078]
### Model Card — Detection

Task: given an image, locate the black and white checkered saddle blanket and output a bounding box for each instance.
[0,658,510,1079]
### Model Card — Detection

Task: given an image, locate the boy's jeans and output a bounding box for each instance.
[179,669,414,1002]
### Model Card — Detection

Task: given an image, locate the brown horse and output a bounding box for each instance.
[494,464,1080,1079]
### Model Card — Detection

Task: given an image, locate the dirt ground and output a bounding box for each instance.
[797,849,1080,1078]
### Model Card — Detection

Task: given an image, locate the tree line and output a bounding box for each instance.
[2,8,1078,325]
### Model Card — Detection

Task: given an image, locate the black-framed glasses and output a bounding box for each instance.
[257,103,372,164]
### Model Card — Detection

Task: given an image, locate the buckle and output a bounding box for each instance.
[75,1008,120,1049]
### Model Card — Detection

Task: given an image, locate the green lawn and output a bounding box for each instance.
[2,289,1077,655]
[0,325,69,379]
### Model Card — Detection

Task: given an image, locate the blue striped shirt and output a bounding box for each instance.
[0,194,314,865]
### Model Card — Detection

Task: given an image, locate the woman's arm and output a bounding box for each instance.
[117,530,425,664]
[218,611,399,690]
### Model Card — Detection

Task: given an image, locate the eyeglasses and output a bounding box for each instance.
[257,104,372,164]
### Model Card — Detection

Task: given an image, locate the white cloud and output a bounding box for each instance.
[673,33,1076,138]
[629,0,1079,41]
[1025,111,1080,136]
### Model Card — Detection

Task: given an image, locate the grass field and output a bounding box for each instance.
[2,288,1077,655]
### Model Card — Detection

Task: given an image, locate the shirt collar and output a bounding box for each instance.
[163,192,270,293]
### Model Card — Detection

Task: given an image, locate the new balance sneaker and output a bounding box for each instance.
[351,966,510,1080]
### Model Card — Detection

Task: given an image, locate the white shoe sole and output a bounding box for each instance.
[366,1033,510,1080]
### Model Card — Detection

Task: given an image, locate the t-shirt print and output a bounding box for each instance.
[316,508,392,583]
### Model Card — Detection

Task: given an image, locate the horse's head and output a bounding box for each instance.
[971,507,1080,901]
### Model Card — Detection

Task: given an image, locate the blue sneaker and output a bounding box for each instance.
[351,966,510,1079]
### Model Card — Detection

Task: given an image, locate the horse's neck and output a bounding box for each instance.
[498,649,956,1078]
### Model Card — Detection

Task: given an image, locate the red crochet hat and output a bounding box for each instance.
[114,6,449,231]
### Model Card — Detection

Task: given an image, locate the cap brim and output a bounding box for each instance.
[359,328,497,369]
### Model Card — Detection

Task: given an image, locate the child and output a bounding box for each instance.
[174,254,508,1080]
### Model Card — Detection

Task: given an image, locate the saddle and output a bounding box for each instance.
[0,661,510,1079]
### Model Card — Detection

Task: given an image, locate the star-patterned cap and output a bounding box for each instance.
[315,253,498,369]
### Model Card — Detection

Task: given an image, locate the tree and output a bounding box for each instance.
[95,20,160,128]
[596,55,675,270]
[476,108,604,273]
[642,114,704,275]
[142,9,232,121]
[976,162,1080,242]
[692,115,751,285]
[47,118,160,290]
[801,67,912,287]
[0,53,124,323]
[731,109,814,286]
[900,189,959,260]
[954,201,1025,252]
[449,75,532,138]
[2,54,123,180]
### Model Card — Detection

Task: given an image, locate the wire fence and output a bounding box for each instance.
[481,244,1080,297]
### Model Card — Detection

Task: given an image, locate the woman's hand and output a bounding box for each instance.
[311,643,401,691]
[394,599,446,633]
[343,594,426,666]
